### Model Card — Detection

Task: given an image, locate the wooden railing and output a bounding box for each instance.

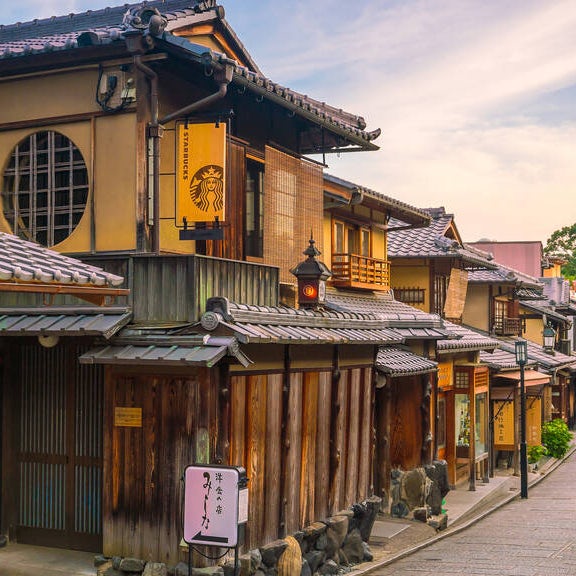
[493,317,522,336]
[331,253,391,291]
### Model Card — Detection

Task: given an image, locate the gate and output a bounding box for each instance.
[15,342,103,551]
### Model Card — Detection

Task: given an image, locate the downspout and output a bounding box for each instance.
[126,26,234,254]
[133,55,161,254]
[125,29,162,254]
[158,56,234,125]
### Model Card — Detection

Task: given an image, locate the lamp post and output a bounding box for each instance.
[515,338,528,499]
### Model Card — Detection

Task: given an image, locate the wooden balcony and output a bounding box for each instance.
[493,317,522,336]
[330,253,391,291]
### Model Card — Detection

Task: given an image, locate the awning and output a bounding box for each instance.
[376,346,438,377]
[497,370,551,386]
[79,336,252,368]
[0,308,132,339]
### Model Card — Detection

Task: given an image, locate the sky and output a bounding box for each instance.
[2,0,576,245]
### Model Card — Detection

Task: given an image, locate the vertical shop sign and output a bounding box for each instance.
[177,122,226,225]
[183,465,247,547]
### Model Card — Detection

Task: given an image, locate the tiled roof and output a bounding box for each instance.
[481,336,576,372]
[520,300,571,324]
[375,346,437,377]
[387,208,496,270]
[324,173,431,228]
[467,258,543,289]
[0,308,131,339]
[191,297,404,345]
[0,231,124,287]
[437,321,500,353]
[480,347,523,370]
[80,333,251,367]
[325,289,447,329]
[0,0,379,151]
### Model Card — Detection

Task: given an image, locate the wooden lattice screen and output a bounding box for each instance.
[263,146,324,285]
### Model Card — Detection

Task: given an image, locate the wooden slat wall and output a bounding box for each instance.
[314,372,332,519]
[300,373,319,527]
[283,372,303,536]
[389,376,424,471]
[229,366,374,551]
[221,140,246,261]
[103,368,214,565]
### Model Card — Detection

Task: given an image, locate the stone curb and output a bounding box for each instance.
[351,444,576,575]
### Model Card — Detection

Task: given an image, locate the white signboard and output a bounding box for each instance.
[183,465,244,547]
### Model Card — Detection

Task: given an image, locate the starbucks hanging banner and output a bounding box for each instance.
[177,122,226,224]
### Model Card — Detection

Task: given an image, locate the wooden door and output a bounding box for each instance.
[13,343,103,551]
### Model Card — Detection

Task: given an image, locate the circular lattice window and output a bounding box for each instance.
[2,130,89,247]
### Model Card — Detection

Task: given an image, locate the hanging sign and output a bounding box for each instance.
[493,400,515,448]
[177,122,226,225]
[183,465,247,548]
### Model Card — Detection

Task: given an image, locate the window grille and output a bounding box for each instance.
[2,131,89,247]
[394,287,425,304]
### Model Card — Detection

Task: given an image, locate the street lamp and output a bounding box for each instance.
[515,338,528,499]
[543,323,556,354]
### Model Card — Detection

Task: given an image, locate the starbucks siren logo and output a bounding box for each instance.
[189,165,224,213]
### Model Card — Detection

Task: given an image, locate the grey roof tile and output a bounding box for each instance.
[437,321,500,353]
[387,208,496,269]
[0,0,379,150]
[0,307,131,339]
[0,231,124,287]
[376,346,437,377]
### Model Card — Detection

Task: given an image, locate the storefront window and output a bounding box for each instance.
[475,392,487,455]
[455,393,470,456]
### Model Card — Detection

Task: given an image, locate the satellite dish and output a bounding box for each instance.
[38,334,60,348]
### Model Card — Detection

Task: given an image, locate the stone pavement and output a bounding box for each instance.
[354,444,576,575]
[0,446,574,576]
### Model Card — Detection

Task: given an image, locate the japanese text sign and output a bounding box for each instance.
[183,465,245,547]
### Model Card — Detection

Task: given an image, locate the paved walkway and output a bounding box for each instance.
[0,447,573,575]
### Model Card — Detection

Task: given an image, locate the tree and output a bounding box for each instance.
[544,223,576,279]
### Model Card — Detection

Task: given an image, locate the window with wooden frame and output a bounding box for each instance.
[332,220,371,257]
[245,157,265,258]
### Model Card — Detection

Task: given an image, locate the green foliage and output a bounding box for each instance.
[544,223,576,279]
[541,418,573,459]
[527,444,547,464]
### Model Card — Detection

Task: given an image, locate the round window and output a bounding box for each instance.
[2,130,89,247]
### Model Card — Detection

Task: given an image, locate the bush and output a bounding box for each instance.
[527,444,548,464]
[541,419,573,459]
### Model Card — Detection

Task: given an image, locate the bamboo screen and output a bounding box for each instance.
[264,146,324,284]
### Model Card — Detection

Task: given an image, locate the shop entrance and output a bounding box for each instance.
[6,342,103,551]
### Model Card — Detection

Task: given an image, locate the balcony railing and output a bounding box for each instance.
[493,317,522,336]
[331,253,391,291]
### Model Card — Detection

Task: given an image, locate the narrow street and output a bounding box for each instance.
[370,451,576,576]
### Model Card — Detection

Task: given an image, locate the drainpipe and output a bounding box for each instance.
[126,28,234,254]
[158,56,235,125]
[125,29,162,254]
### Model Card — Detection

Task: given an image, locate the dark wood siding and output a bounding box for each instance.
[103,367,216,565]
[229,366,373,550]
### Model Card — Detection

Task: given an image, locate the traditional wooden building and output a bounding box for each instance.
[386,207,500,487]
[0,0,449,567]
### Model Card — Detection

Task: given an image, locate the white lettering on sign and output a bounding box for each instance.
[183,465,242,547]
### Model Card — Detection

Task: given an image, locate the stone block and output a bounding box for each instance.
[341,528,364,564]
[260,539,288,568]
[324,515,348,556]
[143,563,168,576]
[413,507,429,523]
[317,559,339,575]
[427,514,448,531]
[119,557,146,572]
